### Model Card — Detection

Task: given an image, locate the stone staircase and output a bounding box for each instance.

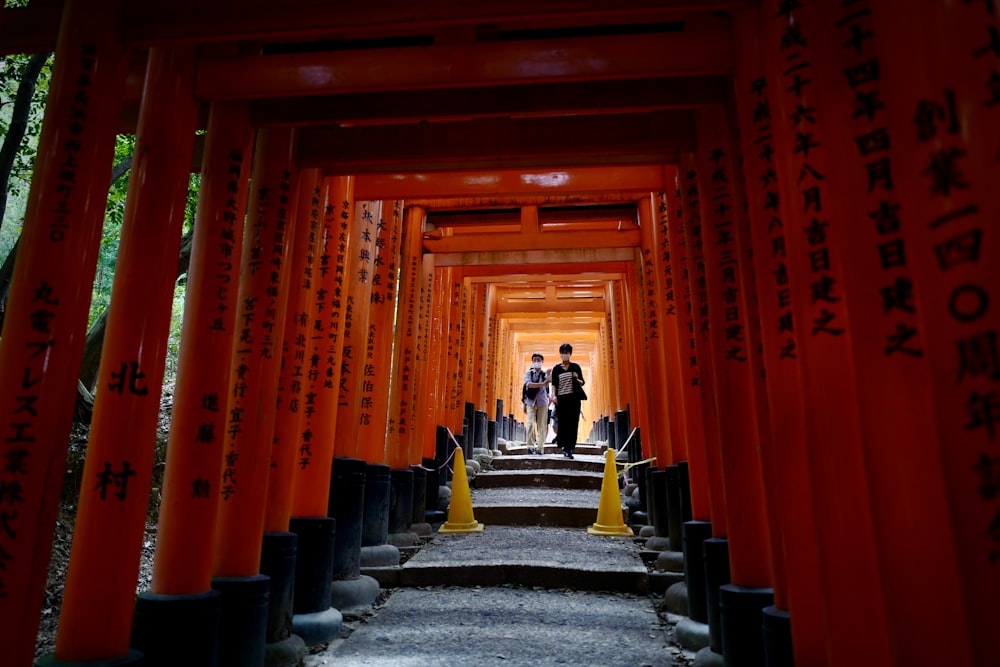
[366,445,653,592]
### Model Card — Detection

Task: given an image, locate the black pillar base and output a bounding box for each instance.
[763,605,794,667]
[682,521,713,624]
[665,465,683,552]
[130,589,221,667]
[703,537,731,655]
[720,585,774,667]
[362,463,392,547]
[260,532,297,645]
[289,517,341,646]
[388,468,415,537]
[211,574,270,667]
[330,458,367,582]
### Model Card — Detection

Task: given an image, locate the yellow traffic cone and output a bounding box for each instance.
[438,447,485,533]
[587,448,634,537]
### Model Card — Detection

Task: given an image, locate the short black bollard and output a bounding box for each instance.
[650,469,668,537]
[763,605,794,667]
[131,589,221,667]
[289,516,341,646]
[388,468,414,537]
[260,532,305,666]
[410,465,428,524]
[704,537,731,655]
[211,574,270,667]
[665,465,684,553]
[678,461,693,523]
[720,585,774,667]
[362,464,392,548]
[329,457,367,582]
[682,521,713,624]
[474,410,487,451]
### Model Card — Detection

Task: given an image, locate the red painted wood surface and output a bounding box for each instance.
[693,108,772,588]
[731,12,827,662]
[57,47,199,661]
[213,127,299,578]
[871,2,999,663]
[290,176,353,518]
[153,102,252,595]
[0,3,128,662]
[265,168,322,532]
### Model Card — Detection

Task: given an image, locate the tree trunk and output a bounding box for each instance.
[0,155,133,326]
[0,51,49,235]
[75,227,195,421]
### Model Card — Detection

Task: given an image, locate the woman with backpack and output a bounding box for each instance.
[522,353,550,454]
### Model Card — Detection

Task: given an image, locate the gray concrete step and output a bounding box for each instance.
[305,585,675,667]
[397,526,647,593]
[489,453,605,473]
[468,487,621,528]
[500,442,606,457]
[475,468,603,490]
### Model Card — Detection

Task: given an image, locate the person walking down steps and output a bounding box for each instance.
[550,343,586,459]
[522,353,550,454]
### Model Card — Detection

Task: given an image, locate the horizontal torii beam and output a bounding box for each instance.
[196,31,734,99]
[301,111,695,174]
[251,76,729,126]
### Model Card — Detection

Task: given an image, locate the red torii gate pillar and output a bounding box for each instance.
[53,46,199,665]
[868,5,1000,664]
[212,127,300,666]
[676,153,730,656]
[135,102,253,664]
[730,14,826,665]
[0,2,128,664]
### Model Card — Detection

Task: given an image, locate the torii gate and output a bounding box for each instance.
[0,2,996,667]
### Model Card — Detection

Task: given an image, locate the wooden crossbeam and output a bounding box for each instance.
[251,76,728,126]
[196,31,733,99]
[300,111,695,174]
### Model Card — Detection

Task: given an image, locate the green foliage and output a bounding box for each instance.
[0,51,54,255]
[88,135,202,383]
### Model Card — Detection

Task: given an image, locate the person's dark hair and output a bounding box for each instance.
[559,343,573,354]
[531,353,544,361]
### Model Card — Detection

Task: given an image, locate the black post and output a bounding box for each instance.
[665,465,683,552]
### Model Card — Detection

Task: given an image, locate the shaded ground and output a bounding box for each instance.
[307,586,677,667]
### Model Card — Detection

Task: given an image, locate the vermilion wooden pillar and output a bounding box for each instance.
[481,287,498,421]
[387,206,424,467]
[471,284,488,409]
[660,183,711,523]
[444,271,465,432]
[213,127,299,578]
[413,253,436,462]
[360,200,403,465]
[677,154,728,536]
[334,200,379,460]
[731,12,827,664]
[54,47,199,662]
[788,3,980,665]
[622,275,645,432]
[424,266,451,451]
[0,3,128,663]
[758,1,894,663]
[291,176,353,518]
[870,2,999,663]
[648,187,690,466]
[265,168,322,533]
[608,280,628,415]
[636,200,672,464]
[694,108,774,591]
[152,102,253,596]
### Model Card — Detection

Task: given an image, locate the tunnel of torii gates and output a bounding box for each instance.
[0,1,998,666]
